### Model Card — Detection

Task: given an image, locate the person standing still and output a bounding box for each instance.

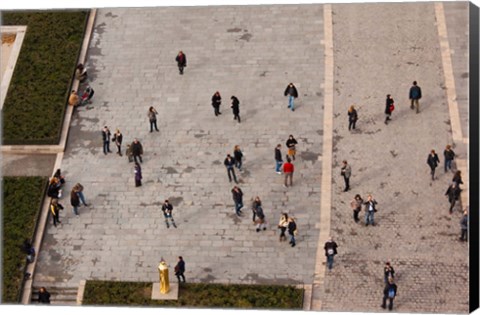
[384,262,395,283]
[284,82,298,111]
[381,277,398,311]
[231,96,241,123]
[131,138,144,164]
[278,213,289,242]
[231,186,244,216]
[286,135,298,161]
[134,162,142,187]
[254,205,267,232]
[348,105,358,130]
[340,160,351,192]
[174,256,186,282]
[364,194,378,226]
[112,129,123,156]
[384,94,394,124]
[283,157,294,187]
[224,154,238,183]
[350,194,363,223]
[275,144,283,174]
[443,144,456,173]
[212,91,222,116]
[162,199,177,228]
[324,237,338,270]
[251,196,262,223]
[427,149,440,180]
[102,126,112,155]
[148,107,160,132]
[175,51,187,75]
[409,80,422,113]
[460,209,468,241]
[50,199,63,227]
[288,217,297,247]
[233,145,243,172]
[38,287,51,304]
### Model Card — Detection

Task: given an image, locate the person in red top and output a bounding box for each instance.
[283,157,294,187]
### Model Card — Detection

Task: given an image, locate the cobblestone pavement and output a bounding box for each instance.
[317,2,468,313]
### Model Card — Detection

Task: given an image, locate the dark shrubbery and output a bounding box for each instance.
[83,281,304,309]
[2,176,47,303]
[1,10,88,145]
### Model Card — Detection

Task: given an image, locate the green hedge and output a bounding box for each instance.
[2,176,47,303]
[83,281,304,309]
[1,10,88,145]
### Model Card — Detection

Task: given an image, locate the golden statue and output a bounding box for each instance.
[158,260,170,294]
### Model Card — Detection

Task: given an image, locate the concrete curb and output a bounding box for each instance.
[301,284,313,311]
[76,280,87,305]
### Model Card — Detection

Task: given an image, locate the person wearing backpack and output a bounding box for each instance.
[381,277,398,310]
[409,80,422,113]
[324,237,338,270]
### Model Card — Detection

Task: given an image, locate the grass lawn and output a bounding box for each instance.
[2,176,47,303]
[83,281,304,309]
[1,10,88,145]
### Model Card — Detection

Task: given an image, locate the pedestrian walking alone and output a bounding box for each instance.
[384,94,394,124]
[233,145,243,172]
[286,135,298,161]
[50,199,63,227]
[38,287,51,304]
[224,154,238,183]
[275,144,283,174]
[134,162,142,187]
[102,126,112,155]
[460,209,468,241]
[409,80,422,113]
[427,149,440,180]
[363,194,378,226]
[251,196,262,223]
[350,194,363,223]
[231,96,241,123]
[70,189,80,216]
[348,105,358,130]
[283,157,294,187]
[148,107,159,132]
[284,82,298,111]
[231,186,244,216]
[212,91,222,116]
[445,182,461,213]
[175,51,187,75]
[381,277,398,311]
[288,217,297,247]
[443,144,456,172]
[162,199,177,228]
[73,183,88,206]
[174,256,186,282]
[112,129,123,156]
[324,237,338,270]
[340,160,351,192]
[131,138,144,164]
[384,262,395,283]
[254,205,267,232]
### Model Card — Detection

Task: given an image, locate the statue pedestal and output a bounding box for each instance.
[151,283,179,300]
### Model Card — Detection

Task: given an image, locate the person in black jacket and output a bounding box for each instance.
[284,82,298,111]
[286,135,298,161]
[384,94,394,124]
[161,200,176,228]
[212,91,222,116]
[131,138,144,164]
[233,145,243,172]
[445,182,461,213]
[224,154,238,183]
[102,126,112,155]
[231,96,241,123]
[112,129,123,156]
[348,105,358,130]
[364,194,378,226]
[251,196,262,223]
[231,186,243,216]
[275,144,283,174]
[70,189,80,216]
[460,209,468,241]
[443,144,455,173]
[381,277,398,310]
[38,287,51,304]
[324,237,338,270]
[174,256,186,282]
[383,262,395,283]
[287,217,297,247]
[175,51,186,75]
[409,80,422,113]
[452,170,463,186]
[50,199,63,227]
[427,149,440,180]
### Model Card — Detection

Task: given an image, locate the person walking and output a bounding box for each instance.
[175,51,187,75]
[427,149,440,180]
[126,144,133,163]
[251,196,262,223]
[212,91,222,116]
[324,237,338,270]
[348,105,358,130]
[284,82,298,111]
[452,170,464,186]
[38,287,51,304]
[445,182,461,213]
[384,94,394,124]
[148,107,160,132]
[161,199,177,228]
[350,194,363,223]
[70,189,80,216]
[278,213,289,242]
[384,262,395,283]
[174,256,186,282]
[409,80,422,113]
[275,144,283,175]
[231,96,241,123]
[363,194,378,226]
[231,186,244,216]
[50,199,63,227]
[283,157,294,187]
[224,154,238,183]
[443,144,456,173]
[233,145,243,172]
[131,138,144,164]
[381,277,398,311]
[134,162,142,187]
[286,135,298,161]
[459,209,468,241]
[340,160,351,192]
[254,205,267,232]
[112,129,123,156]
[73,183,88,206]
[102,126,112,155]
[288,217,297,247]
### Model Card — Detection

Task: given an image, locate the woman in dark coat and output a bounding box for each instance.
[134,162,142,187]
[348,105,358,130]
[212,91,222,116]
[175,51,187,75]
[384,94,394,124]
[231,96,241,123]
[286,135,298,161]
[112,129,123,156]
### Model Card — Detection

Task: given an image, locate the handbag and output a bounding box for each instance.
[389,104,395,112]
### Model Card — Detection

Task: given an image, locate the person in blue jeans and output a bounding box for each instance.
[231,186,243,216]
[73,183,88,206]
[363,194,378,226]
[101,126,111,155]
[324,237,338,270]
[275,144,283,174]
[287,217,297,247]
[70,189,80,216]
[284,83,298,111]
[224,154,238,183]
[233,145,243,172]
[443,144,455,173]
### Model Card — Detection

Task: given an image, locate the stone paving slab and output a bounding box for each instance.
[1,153,56,177]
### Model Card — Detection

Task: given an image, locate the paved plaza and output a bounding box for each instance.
[23,2,469,313]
